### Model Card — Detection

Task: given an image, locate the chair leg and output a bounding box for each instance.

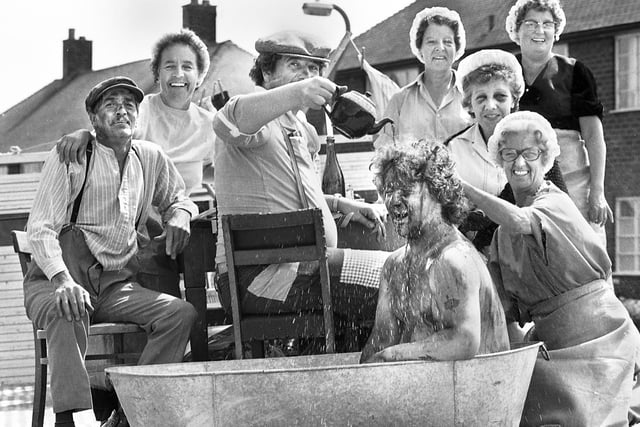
[32,335,47,427]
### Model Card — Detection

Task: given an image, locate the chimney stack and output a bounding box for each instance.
[182,0,217,44]
[63,28,92,79]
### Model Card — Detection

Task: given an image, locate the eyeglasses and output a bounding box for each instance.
[522,19,555,31]
[498,147,543,162]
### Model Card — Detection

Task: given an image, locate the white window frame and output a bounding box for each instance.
[615,32,640,111]
[615,197,640,275]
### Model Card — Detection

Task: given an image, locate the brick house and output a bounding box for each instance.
[334,0,640,291]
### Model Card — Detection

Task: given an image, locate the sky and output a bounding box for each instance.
[0,0,415,113]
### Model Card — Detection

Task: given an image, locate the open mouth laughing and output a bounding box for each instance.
[390,207,409,225]
[512,169,529,177]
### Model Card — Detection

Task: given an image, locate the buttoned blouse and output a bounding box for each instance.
[374,71,470,148]
[447,124,507,197]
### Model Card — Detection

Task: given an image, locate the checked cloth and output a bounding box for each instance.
[340,248,391,288]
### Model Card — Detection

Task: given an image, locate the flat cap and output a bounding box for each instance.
[85,76,144,114]
[255,31,331,62]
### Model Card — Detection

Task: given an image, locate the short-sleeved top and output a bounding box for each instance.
[212,92,336,266]
[447,123,507,197]
[374,71,470,149]
[136,93,216,195]
[489,182,611,323]
[517,54,604,131]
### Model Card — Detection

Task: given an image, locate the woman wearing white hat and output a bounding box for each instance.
[506,0,612,241]
[462,111,640,426]
[374,7,470,149]
[448,49,565,253]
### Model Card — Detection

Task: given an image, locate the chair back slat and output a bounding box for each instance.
[226,210,319,251]
[233,247,322,265]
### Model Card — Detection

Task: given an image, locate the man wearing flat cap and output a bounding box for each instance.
[213,31,391,347]
[24,76,198,427]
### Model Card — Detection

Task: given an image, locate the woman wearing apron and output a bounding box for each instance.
[505,0,612,243]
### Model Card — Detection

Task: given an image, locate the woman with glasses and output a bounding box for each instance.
[374,7,470,148]
[462,111,640,426]
[506,0,612,243]
[447,49,565,255]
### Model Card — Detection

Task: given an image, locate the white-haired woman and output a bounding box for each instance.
[448,49,566,253]
[374,7,470,149]
[462,111,640,426]
[506,0,612,240]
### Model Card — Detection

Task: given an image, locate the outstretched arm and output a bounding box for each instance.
[230,77,336,134]
[461,180,533,235]
[360,256,401,363]
[327,195,388,240]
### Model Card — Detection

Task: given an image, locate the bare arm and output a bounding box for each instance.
[579,115,613,226]
[56,129,93,165]
[162,209,192,260]
[327,195,388,239]
[232,77,336,134]
[461,180,533,235]
[360,256,401,363]
[369,250,482,362]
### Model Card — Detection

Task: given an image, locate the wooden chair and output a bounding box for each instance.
[11,230,143,427]
[222,208,335,359]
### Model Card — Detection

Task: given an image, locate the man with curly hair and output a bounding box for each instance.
[360,141,509,363]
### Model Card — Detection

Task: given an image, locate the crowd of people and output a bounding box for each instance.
[22,0,640,426]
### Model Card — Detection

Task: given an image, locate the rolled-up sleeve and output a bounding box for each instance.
[212,95,274,149]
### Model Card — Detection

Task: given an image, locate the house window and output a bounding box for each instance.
[616,33,640,110]
[616,198,640,274]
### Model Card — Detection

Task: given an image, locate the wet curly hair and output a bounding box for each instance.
[371,140,468,226]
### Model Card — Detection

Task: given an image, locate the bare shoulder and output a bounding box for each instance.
[434,238,487,292]
[382,247,407,272]
[439,238,484,270]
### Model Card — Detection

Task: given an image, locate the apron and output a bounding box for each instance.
[555,129,605,243]
[520,280,640,427]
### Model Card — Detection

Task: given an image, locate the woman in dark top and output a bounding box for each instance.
[505,0,612,242]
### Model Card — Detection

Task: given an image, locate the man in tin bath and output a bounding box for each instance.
[361,141,508,363]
